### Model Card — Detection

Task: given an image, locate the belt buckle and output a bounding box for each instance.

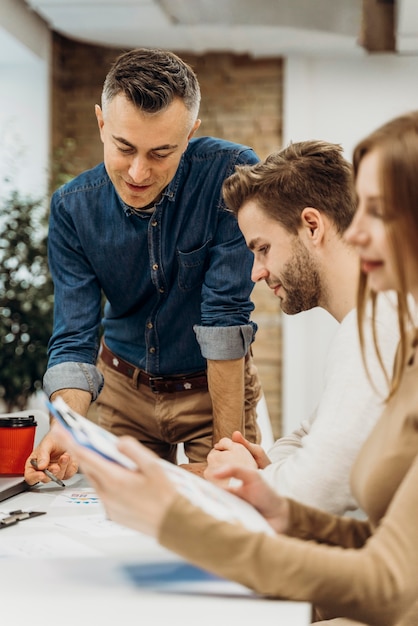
[149,376,164,393]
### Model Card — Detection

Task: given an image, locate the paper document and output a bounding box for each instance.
[123,560,258,596]
[49,396,275,536]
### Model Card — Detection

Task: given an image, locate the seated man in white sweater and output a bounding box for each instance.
[204,140,399,516]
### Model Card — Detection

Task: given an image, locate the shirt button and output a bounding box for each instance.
[152,263,158,271]
[151,221,158,227]
[147,322,153,329]
[149,347,156,354]
[159,287,165,293]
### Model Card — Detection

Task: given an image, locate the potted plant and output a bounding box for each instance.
[0,189,53,411]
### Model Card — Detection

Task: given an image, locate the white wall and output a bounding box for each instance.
[0,0,50,200]
[0,56,50,199]
[284,54,418,160]
[281,52,418,435]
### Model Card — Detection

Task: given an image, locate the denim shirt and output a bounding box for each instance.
[44,136,259,399]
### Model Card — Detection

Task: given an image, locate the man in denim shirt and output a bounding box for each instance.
[25,48,261,484]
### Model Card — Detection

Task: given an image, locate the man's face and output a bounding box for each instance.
[95,94,200,209]
[238,199,321,314]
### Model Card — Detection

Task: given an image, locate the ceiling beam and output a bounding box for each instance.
[360,0,396,52]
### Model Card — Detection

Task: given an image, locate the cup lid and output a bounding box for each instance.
[0,415,37,427]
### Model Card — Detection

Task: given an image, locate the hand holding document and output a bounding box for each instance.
[48,396,275,536]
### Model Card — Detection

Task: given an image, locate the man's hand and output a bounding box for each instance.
[204,430,271,485]
[24,387,92,485]
[229,430,271,468]
[24,421,79,485]
[205,436,257,485]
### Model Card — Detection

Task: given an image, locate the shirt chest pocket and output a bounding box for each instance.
[176,240,211,291]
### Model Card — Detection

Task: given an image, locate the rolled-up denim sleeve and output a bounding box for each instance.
[43,362,104,401]
[193,323,256,360]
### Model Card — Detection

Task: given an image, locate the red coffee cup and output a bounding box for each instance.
[0,415,37,475]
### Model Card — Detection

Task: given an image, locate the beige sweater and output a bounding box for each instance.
[159,330,418,626]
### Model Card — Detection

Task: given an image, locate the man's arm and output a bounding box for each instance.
[194,324,257,453]
[50,388,92,418]
[180,357,246,476]
[193,150,260,444]
[24,364,101,485]
[43,362,104,411]
[207,357,245,446]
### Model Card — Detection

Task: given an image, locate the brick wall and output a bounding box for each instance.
[51,34,284,440]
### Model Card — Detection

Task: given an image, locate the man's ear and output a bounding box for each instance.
[187,118,201,141]
[300,207,325,247]
[95,104,105,141]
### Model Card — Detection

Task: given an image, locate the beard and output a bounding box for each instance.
[277,240,322,315]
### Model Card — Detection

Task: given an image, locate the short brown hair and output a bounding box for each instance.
[102,47,201,124]
[223,140,356,235]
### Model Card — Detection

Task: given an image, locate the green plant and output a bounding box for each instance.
[0,190,53,411]
[49,138,78,194]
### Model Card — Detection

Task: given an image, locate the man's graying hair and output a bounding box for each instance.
[223,140,356,235]
[102,47,201,123]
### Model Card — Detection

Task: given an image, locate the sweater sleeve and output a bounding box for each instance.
[159,452,418,626]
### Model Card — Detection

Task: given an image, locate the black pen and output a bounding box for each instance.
[30,458,66,487]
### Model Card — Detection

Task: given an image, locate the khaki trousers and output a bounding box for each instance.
[94,353,261,464]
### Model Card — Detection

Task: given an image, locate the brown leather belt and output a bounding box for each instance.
[99,342,208,394]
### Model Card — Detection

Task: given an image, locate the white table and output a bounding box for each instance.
[0,474,311,626]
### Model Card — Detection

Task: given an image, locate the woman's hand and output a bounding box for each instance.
[212,463,290,534]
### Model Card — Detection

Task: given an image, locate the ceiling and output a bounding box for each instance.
[21,0,366,58]
[4,0,418,62]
